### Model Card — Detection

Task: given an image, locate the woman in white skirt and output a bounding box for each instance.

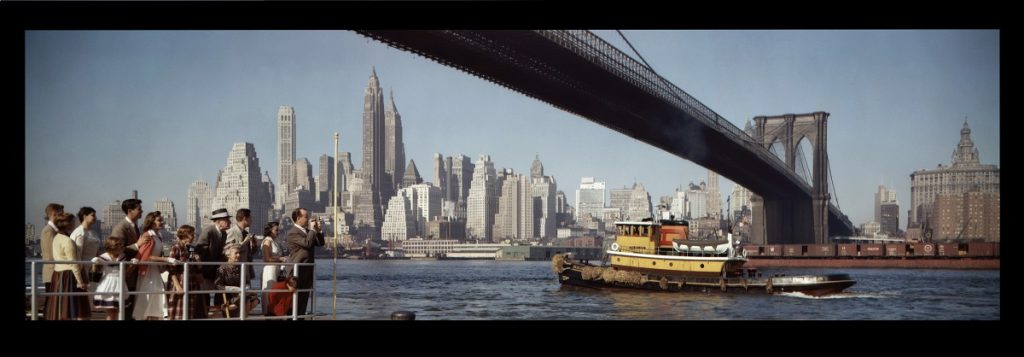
[260,222,287,309]
[132,211,178,320]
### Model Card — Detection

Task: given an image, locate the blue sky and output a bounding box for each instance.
[25,30,999,229]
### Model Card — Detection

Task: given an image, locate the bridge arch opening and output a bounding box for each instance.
[795,137,813,185]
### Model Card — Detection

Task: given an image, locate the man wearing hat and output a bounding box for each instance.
[195,208,231,303]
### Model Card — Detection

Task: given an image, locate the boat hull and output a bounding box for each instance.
[554,254,855,296]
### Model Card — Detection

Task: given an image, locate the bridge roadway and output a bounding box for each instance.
[357,30,854,240]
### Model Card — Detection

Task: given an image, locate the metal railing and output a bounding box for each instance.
[26,259,316,321]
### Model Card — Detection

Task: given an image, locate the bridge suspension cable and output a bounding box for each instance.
[827,150,840,211]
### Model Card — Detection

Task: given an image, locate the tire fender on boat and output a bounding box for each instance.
[610,242,620,251]
[766,277,774,294]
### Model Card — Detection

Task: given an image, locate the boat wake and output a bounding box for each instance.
[779,291,885,299]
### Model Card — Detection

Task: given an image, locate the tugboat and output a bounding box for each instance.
[553,217,855,296]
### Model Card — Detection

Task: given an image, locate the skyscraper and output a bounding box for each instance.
[466,155,497,241]
[384,90,406,195]
[530,155,557,239]
[707,170,722,219]
[625,182,653,221]
[213,142,272,231]
[575,177,606,222]
[433,153,448,201]
[154,197,177,229]
[450,154,474,205]
[277,106,296,209]
[494,169,533,241]
[910,119,999,226]
[318,154,335,206]
[186,180,213,229]
[338,152,354,209]
[402,159,422,188]
[100,200,124,239]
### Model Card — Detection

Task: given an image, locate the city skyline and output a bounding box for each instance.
[25,30,999,229]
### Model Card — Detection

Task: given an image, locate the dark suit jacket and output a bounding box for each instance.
[110,219,140,258]
[286,226,324,264]
[195,224,227,280]
[285,225,324,275]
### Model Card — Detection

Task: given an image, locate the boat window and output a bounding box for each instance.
[641,226,648,236]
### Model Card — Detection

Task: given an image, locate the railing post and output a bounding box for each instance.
[118,260,125,320]
[291,262,299,320]
[239,262,246,321]
[30,261,37,320]
[182,262,189,321]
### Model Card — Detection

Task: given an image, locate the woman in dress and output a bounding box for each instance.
[132,211,178,320]
[260,222,287,311]
[93,237,127,320]
[44,213,90,320]
[70,207,101,290]
[165,225,208,319]
[215,243,259,318]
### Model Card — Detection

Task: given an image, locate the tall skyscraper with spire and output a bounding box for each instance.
[277,106,296,209]
[385,90,406,195]
[355,68,413,239]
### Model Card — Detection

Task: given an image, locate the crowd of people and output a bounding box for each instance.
[35,201,325,320]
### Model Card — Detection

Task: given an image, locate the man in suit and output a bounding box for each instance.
[285,207,324,318]
[195,208,231,305]
[39,203,64,317]
[225,208,257,287]
[109,198,146,319]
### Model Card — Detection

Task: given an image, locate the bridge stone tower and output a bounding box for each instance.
[750,112,831,244]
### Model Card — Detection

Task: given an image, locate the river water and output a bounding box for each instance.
[26,259,999,320]
[311,260,1000,320]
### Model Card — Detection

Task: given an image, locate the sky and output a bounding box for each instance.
[25,30,999,230]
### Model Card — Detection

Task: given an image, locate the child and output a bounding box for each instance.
[92,237,128,320]
[165,225,208,319]
[265,276,298,317]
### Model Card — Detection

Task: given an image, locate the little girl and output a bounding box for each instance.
[92,237,128,320]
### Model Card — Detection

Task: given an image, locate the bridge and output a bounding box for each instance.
[356,30,855,244]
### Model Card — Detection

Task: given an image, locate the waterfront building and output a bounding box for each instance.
[910,119,999,226]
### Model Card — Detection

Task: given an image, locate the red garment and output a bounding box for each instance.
[266,280,294,316]
[136,232,156,278]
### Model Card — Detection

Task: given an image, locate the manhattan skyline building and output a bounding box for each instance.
[25,31,998,236]
[212,142,273,232]
[385,90,406,195]
[186,180,213,229]
[575,177,606,223]
[466,154,497,241]
[153,197,177,229]
[277,106,296,209]
[910,120,999,227]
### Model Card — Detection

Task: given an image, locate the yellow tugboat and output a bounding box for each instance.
[553,218,856,296]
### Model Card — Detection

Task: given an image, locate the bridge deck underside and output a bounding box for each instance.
[359,31,853,236]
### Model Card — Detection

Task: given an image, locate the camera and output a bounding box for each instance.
[187,244,196,260]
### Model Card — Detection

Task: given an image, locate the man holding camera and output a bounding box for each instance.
[285,207,324,318]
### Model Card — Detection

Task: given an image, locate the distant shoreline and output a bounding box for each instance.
[745,258,999,270]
